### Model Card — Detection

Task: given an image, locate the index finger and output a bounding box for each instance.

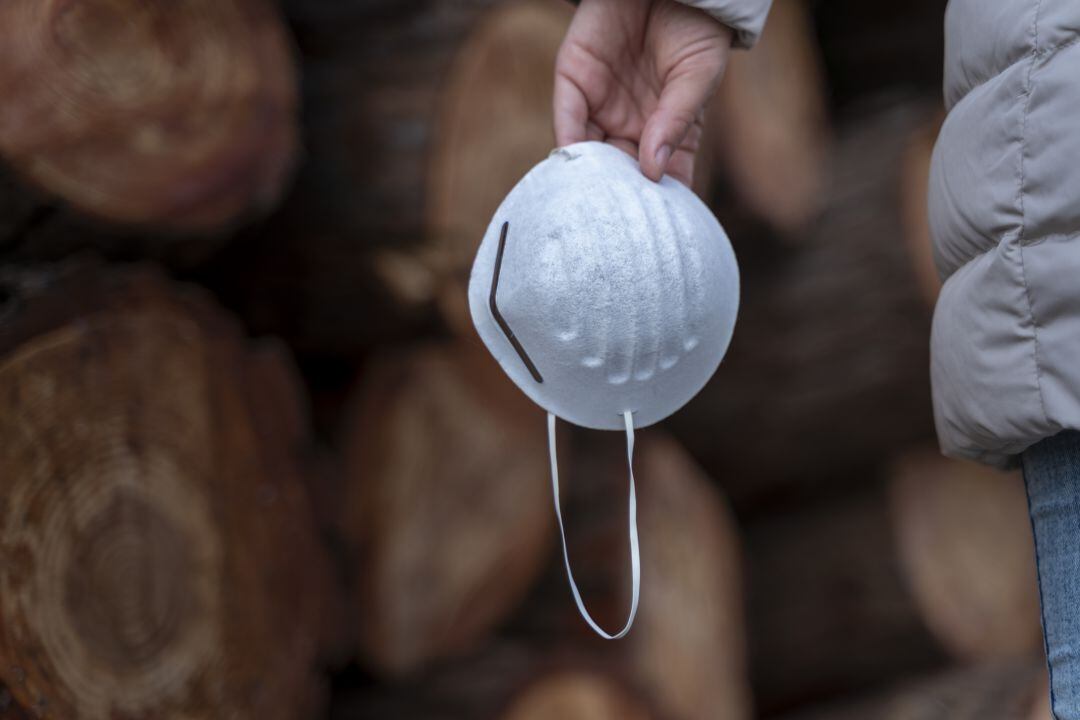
[553,71,589,148]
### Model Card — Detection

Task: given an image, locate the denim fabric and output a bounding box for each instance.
[1023,430,1080,719]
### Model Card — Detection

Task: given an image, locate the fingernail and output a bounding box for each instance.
[654,145,672,173]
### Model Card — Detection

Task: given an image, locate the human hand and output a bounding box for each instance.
[554,0,732,186]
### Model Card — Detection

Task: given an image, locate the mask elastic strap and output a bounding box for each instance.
[547,410,640,639]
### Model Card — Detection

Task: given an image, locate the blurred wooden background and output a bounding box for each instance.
[0,0,1050,718]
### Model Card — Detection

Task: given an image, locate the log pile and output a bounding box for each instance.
[671,99,943,513]
[0,0,1048,719]
[745,448,1039,714]
[333,414,751,720]
[195,0,518,354]
[507,427,753,719]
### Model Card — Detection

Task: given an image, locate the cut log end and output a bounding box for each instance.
[781,660,1047,720]
[0,0,297,232]
[709,0,829,234]
[0,262,333,719]
[516,428,751,720]
[888,448,1041,662]
[0,302,226,717]
[342,340,552,677]
[630,434,751,720]
[500,672,653,720]
[412,0,574,328]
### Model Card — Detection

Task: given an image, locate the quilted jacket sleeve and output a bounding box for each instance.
[676,0,773,48]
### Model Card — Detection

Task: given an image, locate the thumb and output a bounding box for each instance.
[639,62,721,183]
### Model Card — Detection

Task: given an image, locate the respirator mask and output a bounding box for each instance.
[468,141,739,638]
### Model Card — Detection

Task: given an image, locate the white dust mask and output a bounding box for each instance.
[468,141,739,638]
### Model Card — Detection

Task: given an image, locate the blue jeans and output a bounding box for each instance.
[1024,430,1080,719]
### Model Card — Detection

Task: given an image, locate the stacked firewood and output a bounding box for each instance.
[0,0,1046,718]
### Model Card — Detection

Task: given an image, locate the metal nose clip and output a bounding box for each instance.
[489,221,544,383]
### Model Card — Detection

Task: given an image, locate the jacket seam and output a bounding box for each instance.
[935,227,1080,292]
[1035,33,1080,60]
[1017,0,1051,428]
[945,26,1079,113]
[678,0,769,48]
[947,55,1026,112]
[1022,229,1080,247]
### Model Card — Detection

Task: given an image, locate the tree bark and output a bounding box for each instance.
[0,261,337,720]
[0,0,297,239]
[899,112,944,308]
[0,685,31,720]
